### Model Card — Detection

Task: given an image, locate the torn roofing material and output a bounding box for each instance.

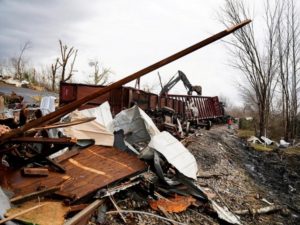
[148,131,198,180]
[63,110,114,146]
[113,105,160,145]
[79,101,113,131]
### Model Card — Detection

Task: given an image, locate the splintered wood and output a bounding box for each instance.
[1,145,146,201]
[149,194,196,213]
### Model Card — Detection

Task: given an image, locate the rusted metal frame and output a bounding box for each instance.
[211,98,218,117]
[200,98,207,119]
[207,99,215,118]
[181,97,186,119]
[205,98,213,119]
[205,98,212,118]
[0,20,251,145]
[166,94,216,98]
[181,97,187,120]
[121,87,125,110]
[197,97,205,119]
[213,97,222,117]
[193,97,201,119]
[198,98,206,120]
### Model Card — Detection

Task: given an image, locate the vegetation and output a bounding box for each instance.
[250,143,274,152]
[221,0,300,140]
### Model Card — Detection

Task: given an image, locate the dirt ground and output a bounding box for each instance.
[104,124,300,225]
[188,124,300,224]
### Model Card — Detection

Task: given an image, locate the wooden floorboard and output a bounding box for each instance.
[1,145,146,201]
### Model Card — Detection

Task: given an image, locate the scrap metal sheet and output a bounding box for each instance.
[1,146,146,201]
[149,131,198,180]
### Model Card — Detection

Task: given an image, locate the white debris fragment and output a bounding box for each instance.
[148,131,198,180]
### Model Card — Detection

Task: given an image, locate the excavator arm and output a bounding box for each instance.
[160,70,202,96]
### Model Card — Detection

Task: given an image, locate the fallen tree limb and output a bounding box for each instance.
[109,195,127,223]
[234,205,282,215]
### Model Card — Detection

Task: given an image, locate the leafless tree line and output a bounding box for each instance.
[0,40,111,92]
[221,0,300,139]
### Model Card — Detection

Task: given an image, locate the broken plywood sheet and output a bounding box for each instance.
[63,110,114,146]
[2,146,146,201]
[148,131,198,180]
[5,201,68,225]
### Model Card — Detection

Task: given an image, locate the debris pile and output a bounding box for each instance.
[0,99,244,225]
[0,20,258,225]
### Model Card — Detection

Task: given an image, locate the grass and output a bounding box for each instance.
[250,143,274,151]
[237,129,255,139]
[283,147,300,155]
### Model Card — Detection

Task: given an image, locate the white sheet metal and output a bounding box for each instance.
[148,131,198,180]
[63,110,114,146]
[79,101,113,131]
[113,105,160,144]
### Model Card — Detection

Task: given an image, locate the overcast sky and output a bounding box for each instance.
[0,0,264,106]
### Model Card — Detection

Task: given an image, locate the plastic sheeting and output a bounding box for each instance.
[40,96,56,116]
[148,131,198,180]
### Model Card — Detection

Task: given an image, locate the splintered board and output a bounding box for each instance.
[2,146,146,201]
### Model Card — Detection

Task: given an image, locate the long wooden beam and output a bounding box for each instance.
[0,19,251,145]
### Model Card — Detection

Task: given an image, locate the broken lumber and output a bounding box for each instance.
[0,20,251,145]
[0,203,48,224]
[65,199,104,225]
[22,167,49,177]
[32,117,96,130]
[10,186,61,204]
[52,148,80,163]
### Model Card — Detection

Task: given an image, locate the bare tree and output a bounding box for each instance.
[220,0,279,137]
[11,41,30,80]
[288,0,300,138]
[50,58,61,91]
[88,59,111,85]
[276,0,300,139]
[58,40,78,82]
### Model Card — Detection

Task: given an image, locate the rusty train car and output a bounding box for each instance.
[59,82,224,128]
